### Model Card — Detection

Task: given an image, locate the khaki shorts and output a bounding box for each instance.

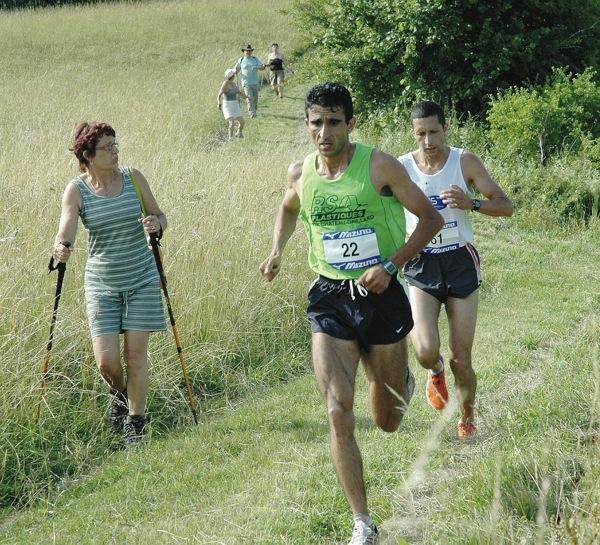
[269,70,284,85]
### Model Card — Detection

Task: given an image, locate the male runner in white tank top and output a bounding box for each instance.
[398,101,513,439]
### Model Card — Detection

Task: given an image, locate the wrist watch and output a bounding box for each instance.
[382,258,398,276]
[472,199,482,212]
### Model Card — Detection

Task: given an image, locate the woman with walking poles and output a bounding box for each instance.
[52,121,167,448]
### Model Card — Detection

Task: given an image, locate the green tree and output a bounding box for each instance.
[291,0,600,117]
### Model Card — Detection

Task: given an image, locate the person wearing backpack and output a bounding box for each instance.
[234,43,265,118]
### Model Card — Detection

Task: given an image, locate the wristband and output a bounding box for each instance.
[382,258,398,276]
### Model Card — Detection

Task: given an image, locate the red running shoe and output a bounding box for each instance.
[458,420,477,439]
[426,357,448,411]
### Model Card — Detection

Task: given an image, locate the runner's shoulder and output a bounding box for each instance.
[370,148,410,189]
[287,159,303,185]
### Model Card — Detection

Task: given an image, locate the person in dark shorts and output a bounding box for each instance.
[260,83,442,545]
[398,101,513,439]
[266,43,285,98]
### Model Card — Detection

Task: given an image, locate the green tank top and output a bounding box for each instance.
[298,143,406,280]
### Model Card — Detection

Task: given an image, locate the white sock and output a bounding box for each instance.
[353,513,373,527]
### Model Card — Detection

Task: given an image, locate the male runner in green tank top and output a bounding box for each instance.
[260,83,443,545]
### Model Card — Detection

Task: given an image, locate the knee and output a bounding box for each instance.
[413,342,439,366]
[327,397,355,439]
[449,354,472,374]
[375,412,402,433]
[96,354,120,376]
[124,346,147,369]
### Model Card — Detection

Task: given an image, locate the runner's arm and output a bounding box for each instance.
[53,182,81,262]
[131,168,167,234]
[441,151,513,217]
[259,161,302,281]
[374,151,443,266]
[359,152,443,293]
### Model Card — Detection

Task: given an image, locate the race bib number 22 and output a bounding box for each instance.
[322,227,381,270]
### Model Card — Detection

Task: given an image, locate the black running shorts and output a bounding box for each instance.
[307,275,414,350]
[403,244,482,303]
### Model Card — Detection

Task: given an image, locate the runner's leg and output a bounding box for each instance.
[362,339,410,432]
[312,332,367,514]
[446,291,478,422]
[408,286,443,371]
[123,330,150,416]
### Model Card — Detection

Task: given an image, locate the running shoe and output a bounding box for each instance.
[106,388,128,432]
[426,356,448,411]
[348,520,379,545]
[123,414,146,449]
[458,420,477,439]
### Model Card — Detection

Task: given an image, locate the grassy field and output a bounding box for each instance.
[1,1,600,543]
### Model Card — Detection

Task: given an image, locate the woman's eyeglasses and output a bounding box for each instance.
[96,142,119,153]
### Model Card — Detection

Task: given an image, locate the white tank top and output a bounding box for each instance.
[399,147,474,253]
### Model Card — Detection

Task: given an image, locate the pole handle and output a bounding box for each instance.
[48,241,71,272]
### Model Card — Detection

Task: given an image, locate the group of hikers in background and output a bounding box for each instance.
[52,79,512,544]
[217,42,286,139]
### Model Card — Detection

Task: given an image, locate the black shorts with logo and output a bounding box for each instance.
[403,244,482,303]
[307,275,413,350]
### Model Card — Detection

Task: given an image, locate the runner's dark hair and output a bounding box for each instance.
[410,101,446,126]
[305,82,353,122]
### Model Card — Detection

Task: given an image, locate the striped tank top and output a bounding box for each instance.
[73,166,159,292]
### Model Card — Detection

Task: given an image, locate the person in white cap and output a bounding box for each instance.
[217,68,247,139]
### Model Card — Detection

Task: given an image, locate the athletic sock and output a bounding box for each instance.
[432,357,444,376]
[353,513,373,527]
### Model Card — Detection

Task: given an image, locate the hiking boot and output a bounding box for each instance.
[123,414,146,449]
[348,520,379,545]
[106,388,128,432]
[426,357,448,411]
[458,420,477,439]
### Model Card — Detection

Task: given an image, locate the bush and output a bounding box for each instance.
[290,0,600,117]
[488,68,600,164]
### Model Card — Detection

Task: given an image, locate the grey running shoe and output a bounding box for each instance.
[106,388,128,432]
[123,414,146,449]
[348,520,379,545]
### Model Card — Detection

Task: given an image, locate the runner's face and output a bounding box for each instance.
[305,105,355,158]
[411,116,447,155]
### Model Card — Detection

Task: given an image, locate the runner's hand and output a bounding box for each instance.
[357,264,391,294]
[440,185,471,209]
[260,254,282,281]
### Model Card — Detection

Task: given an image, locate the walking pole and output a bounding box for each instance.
[149,232,199,424]
[36,242,71,420]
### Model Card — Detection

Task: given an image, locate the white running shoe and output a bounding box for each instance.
[348,520,379,545]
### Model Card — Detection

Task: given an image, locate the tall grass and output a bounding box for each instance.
[0,0,308,507]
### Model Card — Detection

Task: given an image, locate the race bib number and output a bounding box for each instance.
[322,227,381,270]
[424,221,460,254]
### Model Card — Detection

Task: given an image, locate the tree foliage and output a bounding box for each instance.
[290,0,600,117]
[488,67,600,164]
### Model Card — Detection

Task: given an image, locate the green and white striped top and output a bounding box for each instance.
[73,166,159,292]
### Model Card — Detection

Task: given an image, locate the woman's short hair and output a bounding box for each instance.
[70,122,116,172]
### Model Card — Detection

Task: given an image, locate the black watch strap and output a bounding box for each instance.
[472,199,482,212]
